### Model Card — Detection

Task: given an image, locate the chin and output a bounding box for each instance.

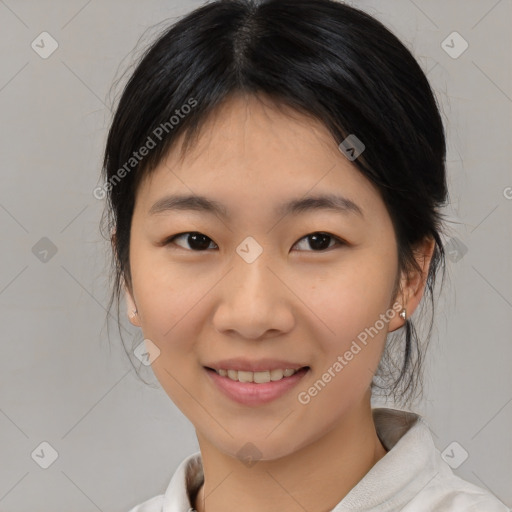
[212,432,309,464]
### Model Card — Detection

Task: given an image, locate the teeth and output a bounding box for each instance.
[214,368,301,383]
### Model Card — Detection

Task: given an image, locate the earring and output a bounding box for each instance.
[130,309,138,318]
[399,308,407,321]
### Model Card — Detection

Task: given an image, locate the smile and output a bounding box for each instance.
[210,367,303,383]
[205,366,310,406]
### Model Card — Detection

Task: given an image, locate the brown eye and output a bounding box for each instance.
[293,232,344,252]
[165,232,217,251]
[163,231,345,253]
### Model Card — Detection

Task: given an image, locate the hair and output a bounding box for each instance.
[100,0,450,407]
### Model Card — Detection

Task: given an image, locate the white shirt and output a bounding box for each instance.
[128,407,510,511]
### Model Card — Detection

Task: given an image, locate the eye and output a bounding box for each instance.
[292,232,345,252]
[163,231,345,252]
[164,232,218,251]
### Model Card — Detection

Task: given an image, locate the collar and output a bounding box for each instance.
[161,407,439,512]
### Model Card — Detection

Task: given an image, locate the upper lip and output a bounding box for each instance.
[204,358,309,372]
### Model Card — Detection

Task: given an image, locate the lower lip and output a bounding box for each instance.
[205,367,309,406]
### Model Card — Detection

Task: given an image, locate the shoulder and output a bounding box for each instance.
[405,468,510,511]
[126,494,165,512]
[372,408,509,511]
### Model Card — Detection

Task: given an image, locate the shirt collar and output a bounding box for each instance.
[333,408,439,511]
[161,407,439,512]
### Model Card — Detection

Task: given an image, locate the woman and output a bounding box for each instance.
[100,0,509,510]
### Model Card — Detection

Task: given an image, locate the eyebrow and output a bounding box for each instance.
[148,193,364,220]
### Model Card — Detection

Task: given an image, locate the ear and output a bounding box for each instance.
[123,277,141,327]
[113,229,141,328]
[387,236,436,333]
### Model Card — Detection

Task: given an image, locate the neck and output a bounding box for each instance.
[193,394,388,512]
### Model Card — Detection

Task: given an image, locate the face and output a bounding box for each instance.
[124,94,412,460]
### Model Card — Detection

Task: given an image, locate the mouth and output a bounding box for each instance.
[205,366,310,384]
[204,365,310,406]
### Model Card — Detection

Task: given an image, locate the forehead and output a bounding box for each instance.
[134,94,385,223]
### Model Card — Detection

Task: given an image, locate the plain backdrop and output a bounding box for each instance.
[0,0,511,511]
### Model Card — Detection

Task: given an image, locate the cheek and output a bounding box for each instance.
[294,271,392,420]
[129,260,205,409]
[131,246,203,335]
[296,255,396,391]
[304,259,395,341]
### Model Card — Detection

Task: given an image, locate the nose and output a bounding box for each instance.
[212,254,295,340]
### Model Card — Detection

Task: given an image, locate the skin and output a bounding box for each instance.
[122,93,435,512]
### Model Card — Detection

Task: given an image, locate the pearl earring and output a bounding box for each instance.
[399,308,406,321]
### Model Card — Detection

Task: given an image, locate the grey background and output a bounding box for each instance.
[0,0,511,510]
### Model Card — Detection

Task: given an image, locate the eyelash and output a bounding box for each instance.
[162,231,346,252]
